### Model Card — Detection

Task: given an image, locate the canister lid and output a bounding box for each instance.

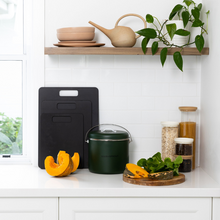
[88,129,129,140]
[179,106,197,112]
[174,138,194,144]
[161,121,179,127]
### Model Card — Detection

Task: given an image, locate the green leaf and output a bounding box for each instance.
[173,168,179,176]
[174,29,190,36]
[169,4,183,20]
[137,158,147,167]
[192,19,204,27]
[146,14,154,23]
[151,41,158,55]
[141,37,150,54]
[191,8,200,20]
[195,35,204,52]
[0,132,12,146]
[197,3,202,11]
[166,23,176,40]
[136,28,157,39]
[174,155,183,165]
[173,51,183,71]
[182,11,189,28]
[152,152,163,162]
[183,0,193,7]
[160,48,168,67]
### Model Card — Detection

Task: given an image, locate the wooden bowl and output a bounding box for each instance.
[57,32,95,41]
[57,27,95,33]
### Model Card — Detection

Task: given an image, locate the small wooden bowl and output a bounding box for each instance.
[57,27,95,33]
[57,32,95,41]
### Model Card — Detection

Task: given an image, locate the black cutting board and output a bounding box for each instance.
[38,87,99,169]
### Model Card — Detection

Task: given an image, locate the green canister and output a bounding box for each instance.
[85,124,132,174]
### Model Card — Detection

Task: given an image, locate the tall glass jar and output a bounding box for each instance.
[179,106,197,169]
[161,121,179,161]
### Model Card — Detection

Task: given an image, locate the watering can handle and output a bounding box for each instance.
[115,13,147,39]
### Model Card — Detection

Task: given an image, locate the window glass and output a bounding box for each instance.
[0,0,23,54]
[0,61,22,154]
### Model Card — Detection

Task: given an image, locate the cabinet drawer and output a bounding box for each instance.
[0,198,58,220]
[60,197,211,220]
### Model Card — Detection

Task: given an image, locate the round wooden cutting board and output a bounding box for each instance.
[123,173,185,186]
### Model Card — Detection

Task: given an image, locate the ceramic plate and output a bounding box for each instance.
[54,43,105,47]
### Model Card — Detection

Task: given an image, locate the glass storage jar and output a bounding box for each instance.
[175,155,193,172]
[161,121,179,161]
[174,138,193,155]
[179,106,197,169]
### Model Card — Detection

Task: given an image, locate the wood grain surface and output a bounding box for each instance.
[45,47,209,55]
[123,173,185,186]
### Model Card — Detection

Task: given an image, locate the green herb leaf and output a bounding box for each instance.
[174,155,183,165]
[141,37,150,54]
[151,41,158,55]
[192,19,204,27]
[136,28,157,39]
[146,14,154,23]
[160,48,168,67]
[174,29,190,36]
[137,158,147,167]
[195,35,204,53]
[169,4,183,20]
[182,11,190,28]
[152,152,163,162]
[183,0,193,7]
[197,3,202,11]
[173,51,183,71]
[166,23,176,40]
[191,8,200,20]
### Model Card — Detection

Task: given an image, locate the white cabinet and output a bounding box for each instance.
[0,198,58,220]
[213,198,220,220]
[59,197,211,220]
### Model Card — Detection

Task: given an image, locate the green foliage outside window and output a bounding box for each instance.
[0,113,22,155]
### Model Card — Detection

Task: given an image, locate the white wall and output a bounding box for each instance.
[45,0,202,165]
[201,0,220,183]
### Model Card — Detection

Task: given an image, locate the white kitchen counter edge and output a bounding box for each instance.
[0,165,219,198]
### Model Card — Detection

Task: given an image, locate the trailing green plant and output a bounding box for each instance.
[136,0,209,71]
[0,112,22,154]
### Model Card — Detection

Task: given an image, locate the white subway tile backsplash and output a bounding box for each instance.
[86,55,101,68]
[45,69,72,83]
[142,111,169,124]
[114,55,142,68]
[72,69,101,82]
[169,83,197,96]
[128,69,155,83]
[142,83,169,96]
[45,55,59,68]
[44,53,201,167]
[183,70,201,83]
[100,69,128,82]
[59,55,86,68]
[155,97,182,110]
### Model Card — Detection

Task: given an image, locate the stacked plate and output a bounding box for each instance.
[54,27,105,47]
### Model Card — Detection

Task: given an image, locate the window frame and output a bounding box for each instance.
[0,0,44,165]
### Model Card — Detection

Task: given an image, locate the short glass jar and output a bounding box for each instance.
[174,138,194,172]
[161,121,179,161]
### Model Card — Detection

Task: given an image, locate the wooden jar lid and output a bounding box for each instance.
[179,106,197,112]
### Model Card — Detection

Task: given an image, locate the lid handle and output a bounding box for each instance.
[85,124,132,143]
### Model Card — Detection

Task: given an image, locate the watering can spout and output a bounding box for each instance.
[88,21,112,39]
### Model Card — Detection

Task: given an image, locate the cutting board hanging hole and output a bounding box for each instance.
[59,90,78,97]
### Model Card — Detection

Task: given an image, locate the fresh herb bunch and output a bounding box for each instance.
[136,0,209,71]
[137,152,183,176]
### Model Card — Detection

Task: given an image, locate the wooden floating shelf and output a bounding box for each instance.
[45,47,209,56]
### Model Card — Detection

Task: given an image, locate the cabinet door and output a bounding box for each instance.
[0,198,58,220]
[60,197,211,220]
[213,198,220,220]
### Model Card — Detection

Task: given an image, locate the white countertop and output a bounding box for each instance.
[0,165,219,198]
